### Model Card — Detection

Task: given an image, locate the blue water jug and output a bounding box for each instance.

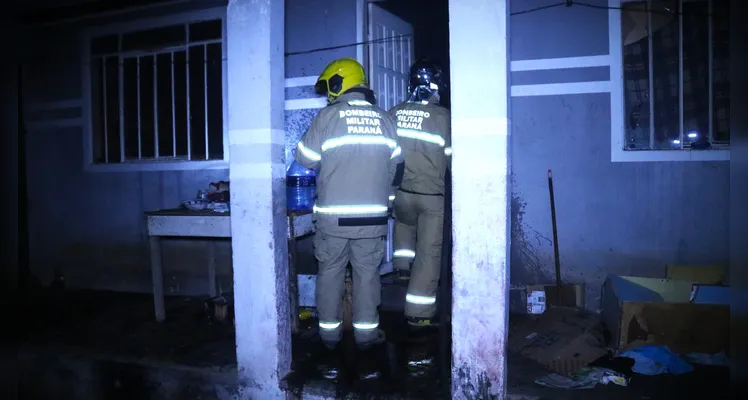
[286,160,316,211]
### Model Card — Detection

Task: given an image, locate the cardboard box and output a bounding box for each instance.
[601,275,730,355]
[508,307,608,375]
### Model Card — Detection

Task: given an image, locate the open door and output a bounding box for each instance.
[367,3,414,111]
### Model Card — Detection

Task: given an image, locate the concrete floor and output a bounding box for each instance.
[16,285,730,399]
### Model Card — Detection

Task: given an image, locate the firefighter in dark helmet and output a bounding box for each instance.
[389,58,451,328]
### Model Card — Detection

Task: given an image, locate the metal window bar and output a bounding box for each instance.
[137,56,142,159]
[93,39,221,60]
[186,25,192,161]
[154,57,159,158]
[102,58,109,163]
[647,0,655,149]
[118,36,125,163]
[171,51,177,158]
[97,23,224,163]
[707,0,713,144]
[677,0,684,149]
[204,44,209,160]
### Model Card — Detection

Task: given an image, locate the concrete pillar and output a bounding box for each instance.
[226,0,290,398]
[448,0,510,398]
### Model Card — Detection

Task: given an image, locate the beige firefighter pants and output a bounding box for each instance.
[314,232,384,345]
[392,190,444,319]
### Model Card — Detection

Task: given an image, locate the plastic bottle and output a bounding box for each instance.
[286,160,316,211]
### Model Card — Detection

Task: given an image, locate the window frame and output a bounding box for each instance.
[81,7,229,172]
[608,0,729,162]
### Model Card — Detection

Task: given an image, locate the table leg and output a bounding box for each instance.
[288,216,299,334]
[149,236,166,322]
[207,240,217,297]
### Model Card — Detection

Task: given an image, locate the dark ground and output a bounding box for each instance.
[16,288,730,399]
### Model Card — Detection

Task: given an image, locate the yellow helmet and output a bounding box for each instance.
[315,58,367,104]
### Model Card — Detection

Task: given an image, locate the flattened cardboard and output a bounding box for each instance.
[508,307,608,375]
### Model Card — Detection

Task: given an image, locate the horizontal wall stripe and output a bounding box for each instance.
[228,129,285,146]
[511,81,611,97]
[230,162,286,179]
[510,55,611,72]
[511,66,609,86]
[285,97,326,110]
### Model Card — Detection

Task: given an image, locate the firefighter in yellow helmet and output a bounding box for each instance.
[389,58,451,328]
[295,58,405,349]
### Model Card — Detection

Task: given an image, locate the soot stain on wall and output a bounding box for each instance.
[284,108,320,167]
[455,365,497,400]
[510,173,552,285]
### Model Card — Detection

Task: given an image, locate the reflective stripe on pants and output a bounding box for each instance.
[392,190,444,319]
[314,232,384,345]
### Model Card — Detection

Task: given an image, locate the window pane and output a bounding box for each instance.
[681,0,709,147]
[621,1,652,150]
[156,53,175,158]
[712,0,729,143]
[91,34,118,55]
[105,56,122,163]
[121,25,186,53]
[173,51,188,158]
[189,19,222,42]
[91,57,106,163]
[188,45,207,160]
[123,57,140,160]
[650,0,680,150]
[140,55,156,159]
[206,43,224,160]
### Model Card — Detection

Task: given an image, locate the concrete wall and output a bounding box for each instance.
[508,0,730,308]
[284,0,359,166]
[23,0,356,294]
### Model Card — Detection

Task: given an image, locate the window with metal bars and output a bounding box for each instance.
[88,18,224,164]
[621,0,729,151]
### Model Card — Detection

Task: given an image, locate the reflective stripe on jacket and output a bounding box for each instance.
[388,101,451,196]
[296,91,402,238]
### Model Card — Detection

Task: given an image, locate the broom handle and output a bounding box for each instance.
[548,169,562,290]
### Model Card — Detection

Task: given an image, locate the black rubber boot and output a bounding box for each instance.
[322,339,339,351]
[356,329,386,351]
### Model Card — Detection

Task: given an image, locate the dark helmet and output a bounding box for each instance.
[407,57,444,103]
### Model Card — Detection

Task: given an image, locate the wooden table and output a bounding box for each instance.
[145,208,313,324]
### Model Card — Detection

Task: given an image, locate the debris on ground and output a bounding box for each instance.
[617,345,693,375]
[205,293,233,324]
[534,366,629,389]
[508,307,608,375]
[685,351,729,366]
